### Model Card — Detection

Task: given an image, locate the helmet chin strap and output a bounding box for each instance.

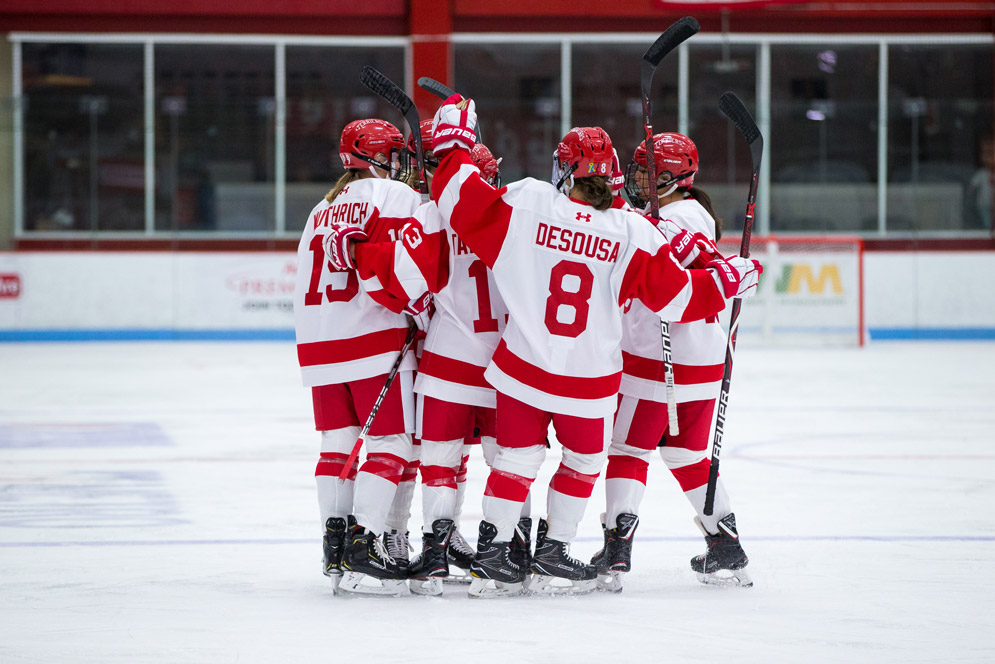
[657,181,679,199]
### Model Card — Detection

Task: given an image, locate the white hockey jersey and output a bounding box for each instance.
[431,150,730,418]
[293,177,421,387]
[353,201,508,408]
[620,198,727,403]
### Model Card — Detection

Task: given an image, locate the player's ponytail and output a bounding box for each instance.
[325,170,365,204]
[573,176,613,211]
[686,185,723,241]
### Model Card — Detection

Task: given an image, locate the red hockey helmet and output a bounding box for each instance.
[625,132,698,207]
[406,119,438,168]
[470,143,501,187]
[339,118,405,174]
[634,132,698,187]
[554,127,613,190]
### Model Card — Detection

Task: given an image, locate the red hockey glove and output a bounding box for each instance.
[671,230,720,269]
[321,223,367,271]
[404,291,434,333]
[432,95,478,155]
[706,256,763,299]
[609,147,625,195]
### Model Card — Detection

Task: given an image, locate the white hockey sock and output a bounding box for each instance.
[353,472,400,537]
[315,427,359,528]
[386,475,416,532]
[603,441,653,527]
[316,476,354,527]
[545,448,607,542]
[604,477,646,529]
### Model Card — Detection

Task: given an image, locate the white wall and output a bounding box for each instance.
[864,252,995,336]
[1,250,993,340]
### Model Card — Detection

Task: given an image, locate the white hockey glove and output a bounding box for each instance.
[706,256,763,299]
[404,291,434,332]
[432,94,478,155]
[321,223,368,271]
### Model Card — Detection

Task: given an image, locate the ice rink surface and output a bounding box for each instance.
[1,340,993,663]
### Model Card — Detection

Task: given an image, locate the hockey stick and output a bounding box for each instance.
[338,321,419,480]
[417,77,483,143]
[641,16,699,437]
[360,66,429,200]
[703,92,763,516]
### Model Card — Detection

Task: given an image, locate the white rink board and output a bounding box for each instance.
[0,252,297,330]
[2,250,995,337]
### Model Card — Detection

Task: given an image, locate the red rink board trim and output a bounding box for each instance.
[492,339,621,400]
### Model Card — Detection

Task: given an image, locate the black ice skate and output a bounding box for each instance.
[591,513,639,593]
[691,513,752,588]
[528,519,597,596]
[385,528,412,576]
[322,517,348,592]
[408,519,455,596]
[339,526,410,597]
[445,527,476,584]
[468,521,525,598]
[510,517,533,572]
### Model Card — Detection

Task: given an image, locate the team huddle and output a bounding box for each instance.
[293,93,762,598]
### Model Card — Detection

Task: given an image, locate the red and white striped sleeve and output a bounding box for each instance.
[619,218,727,324]
[431,149,511,270]
[353,203,450,302]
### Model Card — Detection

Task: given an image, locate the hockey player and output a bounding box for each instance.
[324,139,531,595]
[428,96,762,598]
[293,118,427,597]
[594,132,754,590]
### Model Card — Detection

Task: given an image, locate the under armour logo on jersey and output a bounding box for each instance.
[341,186,350,195]
[576,212,591,222]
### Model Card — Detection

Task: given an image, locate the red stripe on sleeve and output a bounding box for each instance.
[433,150,512,270]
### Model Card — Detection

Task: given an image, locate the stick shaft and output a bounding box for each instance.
[703,93,762,516]
[337,324,417,480]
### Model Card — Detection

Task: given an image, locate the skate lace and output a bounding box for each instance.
[560,541,585,567]
[386,530,412,559]
[374,534,397,565]
[450,529,474,556]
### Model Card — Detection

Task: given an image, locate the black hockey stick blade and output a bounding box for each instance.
[643,16,699,66]
[417,76,457,100]
[360,66,413,115]
[417,76,483,143]
[360,66,428,197]
[719,92,763,173]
